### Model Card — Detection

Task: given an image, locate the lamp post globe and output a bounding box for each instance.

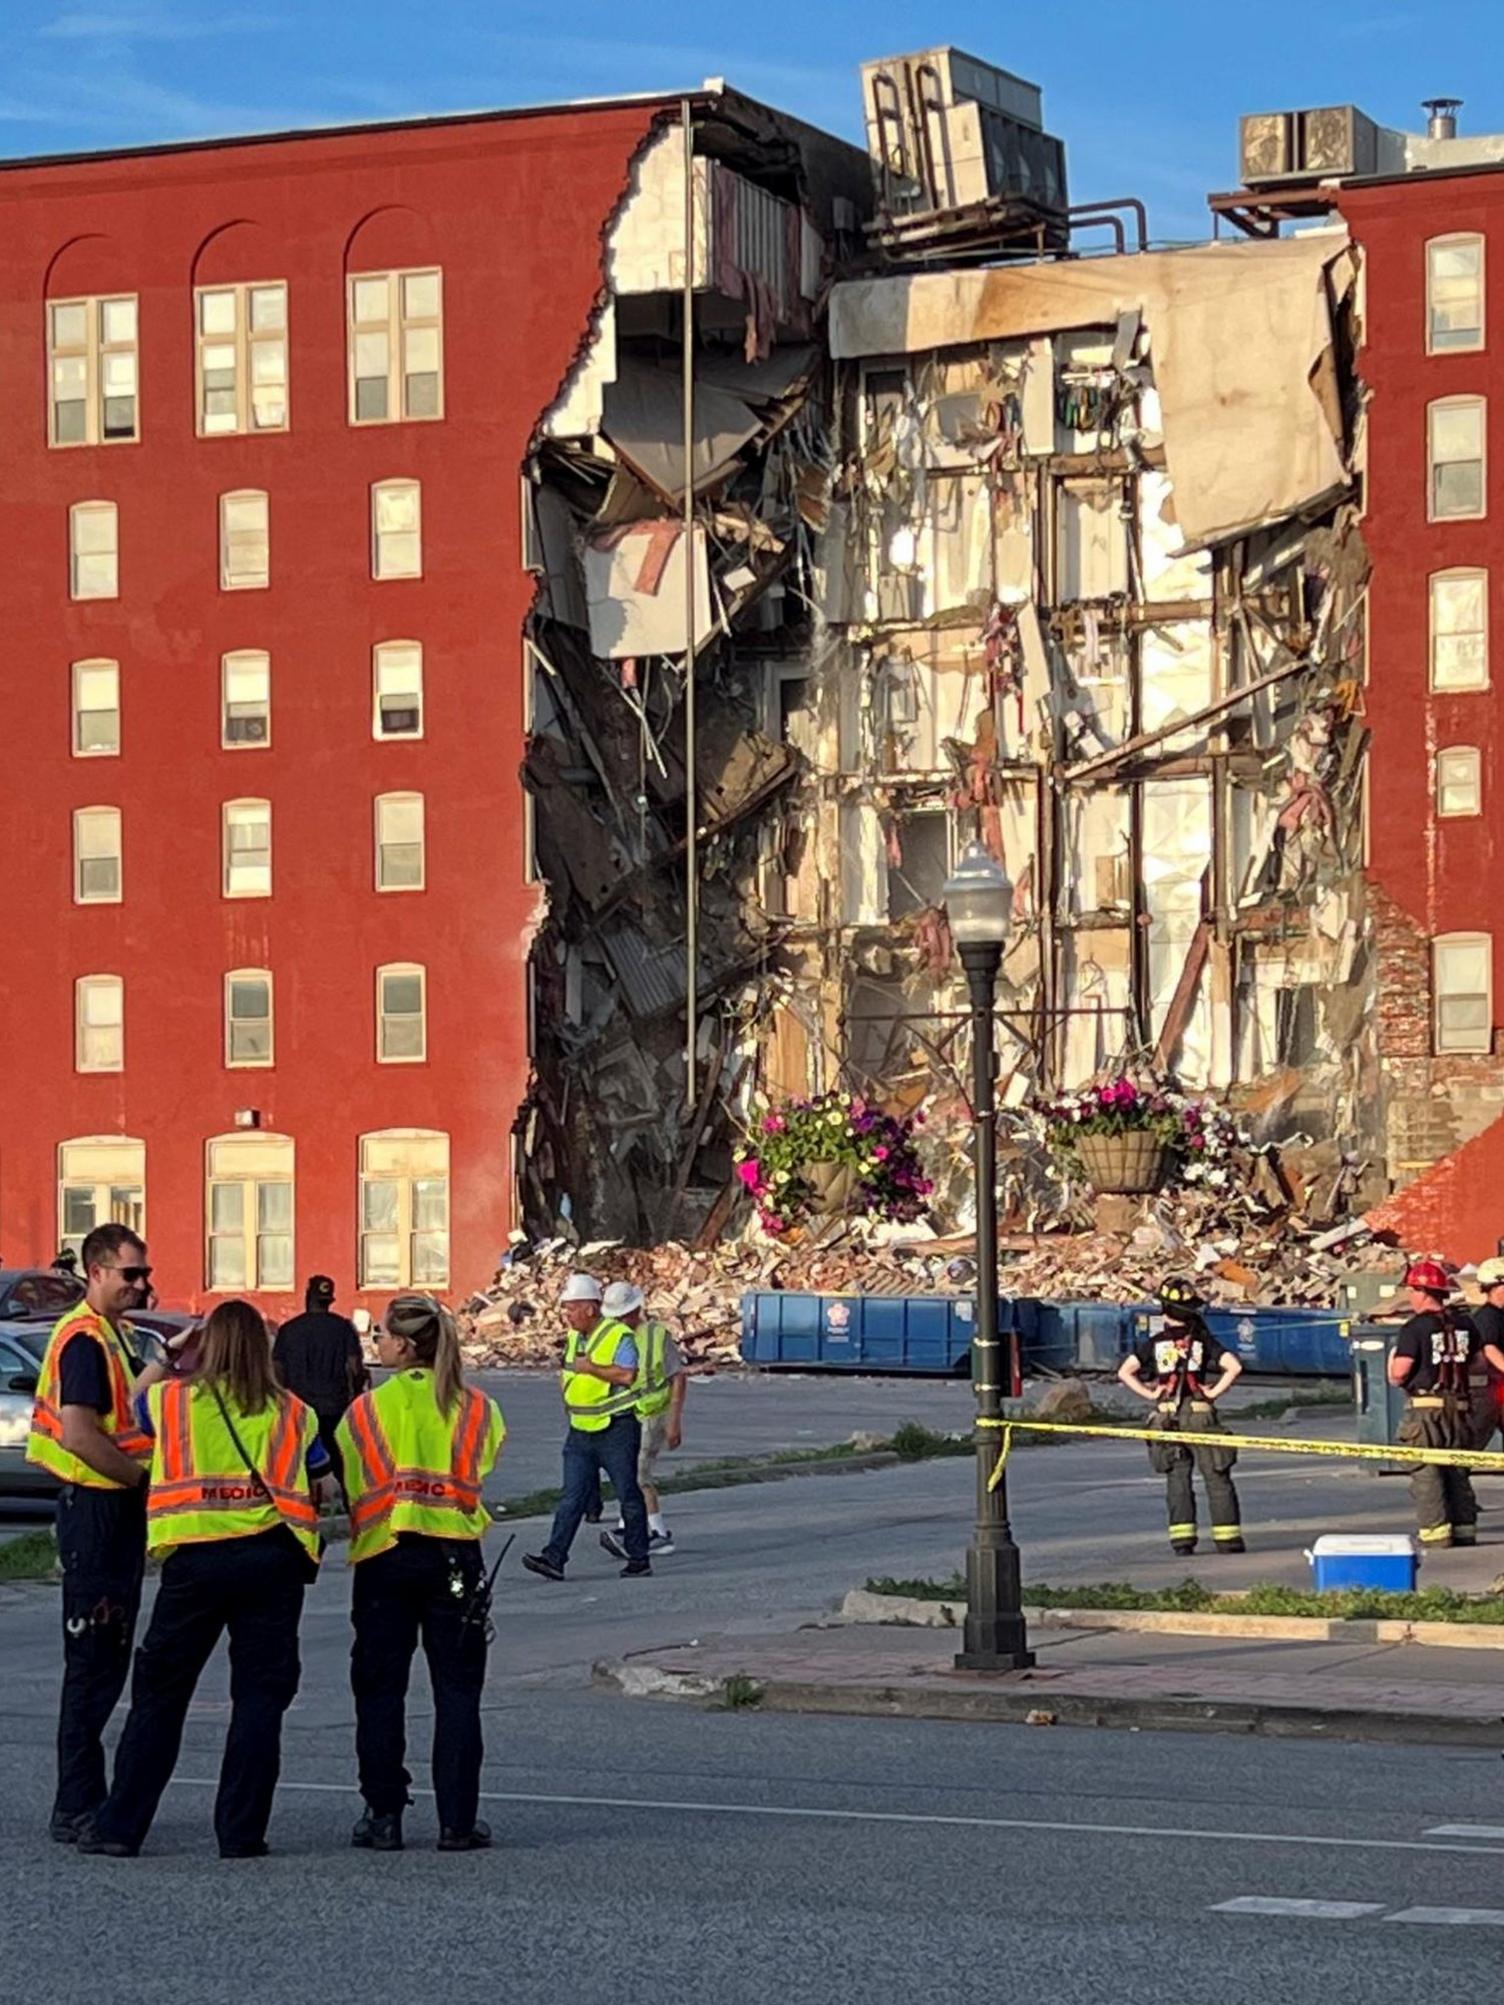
[942,840,1033,1672]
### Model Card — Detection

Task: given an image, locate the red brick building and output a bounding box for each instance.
[1341,163,1504,1258]
[0,98,686,1311]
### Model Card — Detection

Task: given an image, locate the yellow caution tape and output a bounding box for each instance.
[976,1416,1504,1492]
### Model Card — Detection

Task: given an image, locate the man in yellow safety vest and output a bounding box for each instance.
[25,1223,160,1843]
[597,1281,688,1559]
[523,1273,651,1581]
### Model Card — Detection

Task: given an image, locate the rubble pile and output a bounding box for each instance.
[457,1194,1404,1369]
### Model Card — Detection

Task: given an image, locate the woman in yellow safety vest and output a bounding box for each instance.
[78,1299,327,1861]
[338,1294,504,1854]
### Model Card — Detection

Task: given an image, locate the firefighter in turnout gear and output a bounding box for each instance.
[1388,1260,1504,1549]
[340,1294,505,1854]
[1119,1278,1246,1555]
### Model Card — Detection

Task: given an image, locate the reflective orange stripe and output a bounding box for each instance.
[454,1387,487,1486]
[344,1396,396,1532]
[159,1381,193,1483]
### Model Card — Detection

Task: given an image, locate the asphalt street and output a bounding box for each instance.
[3,1673,1503,2003]
[6,1375,1504,1999]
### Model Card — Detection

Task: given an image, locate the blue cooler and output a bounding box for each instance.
[1306,1533,1418,1592]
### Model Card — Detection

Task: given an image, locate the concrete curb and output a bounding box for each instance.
[839,1588,1504,1652]
[590,1658,1504,1749]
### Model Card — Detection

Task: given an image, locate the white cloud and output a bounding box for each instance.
[41,6,280,41]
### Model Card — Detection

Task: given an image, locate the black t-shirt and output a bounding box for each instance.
[1393,1309,1481,1393]
[272,1310,364,1420]
[1131,1324,1230,1392]
[57,1327,141,1412]
[1472,1302,1504,1381]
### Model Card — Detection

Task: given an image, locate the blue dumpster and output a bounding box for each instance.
[739,1291,995,1374]
[1202,1307,1353,1377]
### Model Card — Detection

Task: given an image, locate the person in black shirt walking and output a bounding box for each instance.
[272,1276,368,1495]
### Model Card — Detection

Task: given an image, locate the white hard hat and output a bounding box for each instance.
[1478,1257,1504,1287]
[560,1272,604,1304]
[351,1308,372,1336]
[602,1280,644,1317]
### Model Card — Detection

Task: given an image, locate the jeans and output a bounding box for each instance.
[544,1417,649,1567]
[92,1528,307,1854]
[53,1481,147,1821]
[351,1536,488,1835]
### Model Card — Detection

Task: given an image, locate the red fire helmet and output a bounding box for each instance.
[1404,1258,1451,1295]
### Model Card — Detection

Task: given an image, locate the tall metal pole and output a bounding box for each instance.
[681,96,698,1107]
[956,941,1034,1672]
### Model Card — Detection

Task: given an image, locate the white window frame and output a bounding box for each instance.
[373,640,424,739]
[358,1128,449,1289]
[222,797,271,899]
[194,280,288,437]
[75,975,124,1074]
[69,500,118,599]
[71,659,120,758]
[1429,567,1489,691]
[58,1136,145,1258]
[48,294,139,447]
[375,791,426,892]
[224,968,274,1068]
[219,488,269,591]
[371,477,423,579]
[73,805,122,904]
[1433,931,1494,1054]
[221,650,271,749]
[348,268,443,426]
[376,961,427,1064]
[1426,233,1485,355]
[205,1132,294,1293]
[1436,745,1483,819]
[1427,395,1487,522]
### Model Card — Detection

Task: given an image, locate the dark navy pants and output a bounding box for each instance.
[543,1417,649,1567]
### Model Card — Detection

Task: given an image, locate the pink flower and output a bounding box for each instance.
[737,1160,763,1190]
[762,1113,786,1135]
[874,1145,890,1162]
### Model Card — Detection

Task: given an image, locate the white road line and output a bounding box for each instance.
[1425,1824,1504,1840]
[168,1776,1504,1857]
[1387,1907,1504,1926]
[1212,1898,1385,1920]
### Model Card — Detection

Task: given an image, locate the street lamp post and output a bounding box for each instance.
[943,843,1034,1673]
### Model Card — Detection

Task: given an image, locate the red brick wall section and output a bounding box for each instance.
[1366,1111,1504,1263]
[0,105,663,1312]
[1367,881,1432,1059]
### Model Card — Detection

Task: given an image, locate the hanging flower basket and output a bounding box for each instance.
[734,1093,934,1236]
[1074,1130,1170,1195]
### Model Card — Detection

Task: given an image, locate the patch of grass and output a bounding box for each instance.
[0,1530,58,1582]
[889,1421,971,1462]
[863,1573,1504,1625]
[1233,1388,1353,1421]
[720,1674,765,1710]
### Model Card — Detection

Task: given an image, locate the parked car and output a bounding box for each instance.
[0,1327,52,1497]
[0,1268,194,1498]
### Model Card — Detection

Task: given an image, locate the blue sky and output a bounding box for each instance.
[2,0,1496,240]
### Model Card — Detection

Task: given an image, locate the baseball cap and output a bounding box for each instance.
[602,1280,645,1318]
[560,1273,604,1305]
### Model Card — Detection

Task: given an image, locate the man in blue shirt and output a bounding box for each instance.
[523,1273,652,1581]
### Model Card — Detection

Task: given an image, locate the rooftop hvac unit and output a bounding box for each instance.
[1240,105,1380,186]
[862,45,1068,218]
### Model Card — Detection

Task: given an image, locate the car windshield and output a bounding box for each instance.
[0,1273,84,1321]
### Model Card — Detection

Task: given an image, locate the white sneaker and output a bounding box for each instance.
[649,1528,676,1556]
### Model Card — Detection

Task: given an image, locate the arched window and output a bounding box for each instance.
[1427,234,1485,353]
[1436,746,1482,817]
[205,1132,293,1291]
[376,962,426,1062]
[58,1136,144,1257]
[358,1128,448,1287]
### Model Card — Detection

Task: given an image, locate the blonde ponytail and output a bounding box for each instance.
[385,1293,465,1415]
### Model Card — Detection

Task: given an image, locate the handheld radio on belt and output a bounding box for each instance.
[458,1532,514,1641]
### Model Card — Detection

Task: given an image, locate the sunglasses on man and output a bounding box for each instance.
[104,1262,153,1284]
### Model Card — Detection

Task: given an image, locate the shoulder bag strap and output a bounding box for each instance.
[209,1381,270,1498]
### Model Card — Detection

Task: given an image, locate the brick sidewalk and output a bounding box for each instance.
[596,1620,1504,1746]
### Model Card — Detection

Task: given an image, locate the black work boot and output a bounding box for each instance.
[1215,1535,1247,1554]
[437,1819,493,1852]
[351,1806,404,1851]
[49,1809,93,1845]
[522,1551,566,1582]
[1170,1539,1197,1556]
